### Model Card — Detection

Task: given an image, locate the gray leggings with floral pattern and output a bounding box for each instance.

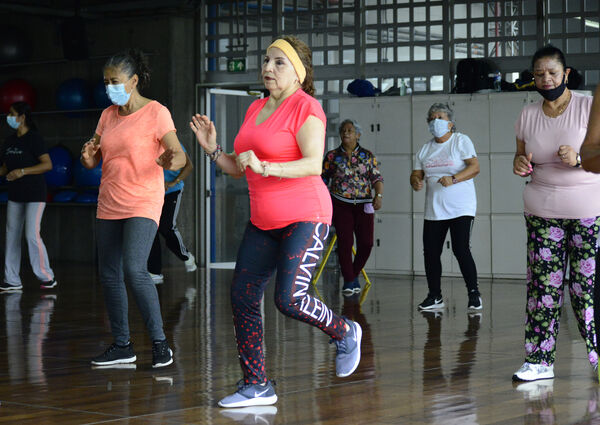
[523,213,600,367]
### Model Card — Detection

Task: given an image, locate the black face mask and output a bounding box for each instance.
[536,75,567,101]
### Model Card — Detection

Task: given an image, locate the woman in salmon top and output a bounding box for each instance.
[80,49,185,369]
[191,35,362,408]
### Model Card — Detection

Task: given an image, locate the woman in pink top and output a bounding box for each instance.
[512,45,600,382]
[80,50,185,369]
[191,36,362,408]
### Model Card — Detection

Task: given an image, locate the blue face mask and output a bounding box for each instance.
[6,116,19,130]
[428,118,450,138]
[106,84,131,106]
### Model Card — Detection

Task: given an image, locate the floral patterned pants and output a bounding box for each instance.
[523,213,600,367]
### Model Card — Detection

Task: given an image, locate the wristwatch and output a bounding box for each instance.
[451,176,458,184]
[575,153,582,168]
[376,193,383,198]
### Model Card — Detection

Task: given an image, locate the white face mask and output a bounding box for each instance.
[6,116,19,130]
[428,118,450,138]
[106,83,131,106]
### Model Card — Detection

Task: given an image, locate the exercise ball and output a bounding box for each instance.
[0,27,32,64]
[0,79,36,113]
[73,159,102,187]
[0,192,8,202]
[92,81,112,109]
[45,146,73,187]
[56,78,90,111]
[75,190,98,203]
[52,190,77,202]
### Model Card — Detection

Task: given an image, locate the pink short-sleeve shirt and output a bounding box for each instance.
[234,89,332,230]
[515,92,600,219]
[95,101,175,225]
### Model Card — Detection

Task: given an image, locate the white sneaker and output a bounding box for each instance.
[149,273,164,284]
[184,253,197,272]
[512,362,554,381]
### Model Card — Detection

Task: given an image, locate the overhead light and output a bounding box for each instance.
[575,17,600,29]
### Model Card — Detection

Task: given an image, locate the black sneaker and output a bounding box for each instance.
[468,291,482,310]
[152,339,173,368]
[40,279,57,289]
[91,343,136,366]
[0,283,22,291]
[418,294,444,310]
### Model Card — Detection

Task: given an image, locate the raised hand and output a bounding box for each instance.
[190,114,218,154]
[81,138,100,161]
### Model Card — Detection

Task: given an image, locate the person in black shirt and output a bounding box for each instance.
[0,101,56,291]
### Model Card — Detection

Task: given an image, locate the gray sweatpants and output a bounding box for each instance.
[96,217,166,345]
[4,201,54,285]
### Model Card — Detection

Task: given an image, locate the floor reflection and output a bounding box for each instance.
[3,292,56,386]
[421,310,481,425]
[219,406,278,425]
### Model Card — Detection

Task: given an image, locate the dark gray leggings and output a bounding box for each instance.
[96,217,165,345]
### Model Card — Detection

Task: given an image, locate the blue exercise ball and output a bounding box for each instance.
[92,80,112,109]
[45,146,73,187]
[73,159,102,187]
[56,78,91,111]
[52,190,77,202]
[74,190,98,203]
[0,192,7,202]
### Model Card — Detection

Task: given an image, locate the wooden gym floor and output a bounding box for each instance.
[0,263,598,425]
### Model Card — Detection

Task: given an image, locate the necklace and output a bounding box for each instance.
[543,91,572,118]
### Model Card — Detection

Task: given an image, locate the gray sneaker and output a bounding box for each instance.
[218,380,277,408]
[333,319,362,377]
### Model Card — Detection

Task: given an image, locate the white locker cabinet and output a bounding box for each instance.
[371,97,412,154]
[372,213,412,272]
[449,94,491,154]
[474,153,491,214]
[491,214,527,277]
[470,215,492,276]
[339,97,411,155]
[490,153,528,214]
[489,92,530,153]
[377,155,412,214]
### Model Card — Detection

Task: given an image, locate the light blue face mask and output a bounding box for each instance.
[428,118,450,138]
[6,115,19,130]
[106,83,131,106]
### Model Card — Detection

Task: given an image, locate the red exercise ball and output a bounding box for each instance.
[0,79,36,113]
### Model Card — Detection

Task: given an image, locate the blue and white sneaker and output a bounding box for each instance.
[218,380,277,408]
[332,318,362,377]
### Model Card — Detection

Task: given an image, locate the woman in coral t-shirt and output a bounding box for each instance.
[80,50,185,369]
[191,36,362,408]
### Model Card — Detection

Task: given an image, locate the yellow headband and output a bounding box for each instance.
[267,39,306,84]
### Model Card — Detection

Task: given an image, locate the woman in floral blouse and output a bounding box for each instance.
[322,119,383,295]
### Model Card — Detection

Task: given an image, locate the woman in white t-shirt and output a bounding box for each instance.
[410,103,481,312]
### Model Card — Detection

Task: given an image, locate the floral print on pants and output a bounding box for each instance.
[524,213,600,367]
